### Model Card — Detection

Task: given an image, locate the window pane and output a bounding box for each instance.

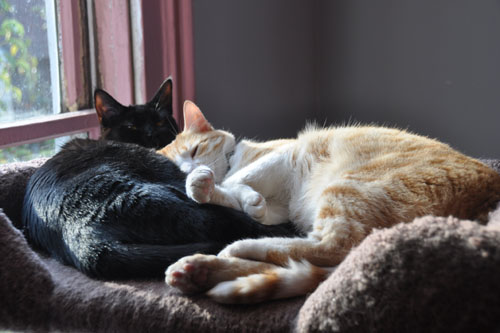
[0,0,59,122]
[0,133,86,163]
[0,137,55,163]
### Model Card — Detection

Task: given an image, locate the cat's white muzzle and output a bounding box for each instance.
[180,162,196,174]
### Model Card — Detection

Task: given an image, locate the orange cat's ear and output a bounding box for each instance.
[183,100,213,133]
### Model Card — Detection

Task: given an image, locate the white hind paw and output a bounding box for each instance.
[241,191,267,221]
[207,274,271,304]
[186,166,215,204]
[165,254,217,294]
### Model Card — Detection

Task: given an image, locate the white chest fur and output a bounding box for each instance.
[223,140,315,231]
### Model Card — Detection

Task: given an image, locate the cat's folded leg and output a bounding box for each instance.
[166,248,333,304]
[200,237,344,303]
[165,253,274,294]
[186,166,255,213]
[166,238,339,303]
[210,183,268,221]
[218,230,354,268]
[186,165,215,203]
[234,185,267,221]
[218,237,317,264]
[185,166,272,223]
[207,260,332,303]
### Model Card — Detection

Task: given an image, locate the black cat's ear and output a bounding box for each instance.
[94,89,125,123]
[150,77,173,114]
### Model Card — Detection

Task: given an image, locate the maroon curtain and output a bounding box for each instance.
[94,0,135,106]
[142,0,195,128]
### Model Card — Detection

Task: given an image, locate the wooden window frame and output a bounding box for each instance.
[0,0,137,149]
[0,0,98,149]
[0,0,195,150]
[0,110,99,149]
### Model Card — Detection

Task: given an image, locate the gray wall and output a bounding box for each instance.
[193,0,500,158]
[192,0,317,139]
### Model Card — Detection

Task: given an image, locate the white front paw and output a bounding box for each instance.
[241,191,267,221]
[218,239,265,261]
[186,166,215,203]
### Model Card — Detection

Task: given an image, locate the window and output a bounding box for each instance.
[0,0,195,164]
[0,0,100,163]
[0,0,57,121]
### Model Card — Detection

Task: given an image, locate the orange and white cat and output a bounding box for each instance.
[158,101,500,303]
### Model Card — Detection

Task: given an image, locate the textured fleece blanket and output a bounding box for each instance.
[1,159,500,332]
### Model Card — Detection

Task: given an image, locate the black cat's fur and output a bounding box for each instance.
[22,78,298,280]
[94,77,179,149]
[22,140,297,280]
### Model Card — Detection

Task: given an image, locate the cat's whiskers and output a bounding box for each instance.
[166,117,179,136]
[206,155,225,169]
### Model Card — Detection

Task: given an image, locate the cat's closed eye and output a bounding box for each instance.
[156,120,165,127]
[191,145,199,158]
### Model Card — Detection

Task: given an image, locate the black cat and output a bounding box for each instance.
[22,87,298,279]
[94,77,179,149]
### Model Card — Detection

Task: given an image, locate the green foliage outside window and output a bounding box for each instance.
[0,138,55,164]
[0,0,56,164]
[0,0,45,114]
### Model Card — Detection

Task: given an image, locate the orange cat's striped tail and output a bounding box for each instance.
[206,260,334,304]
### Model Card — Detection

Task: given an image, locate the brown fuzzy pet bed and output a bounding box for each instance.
[1,158,500,332]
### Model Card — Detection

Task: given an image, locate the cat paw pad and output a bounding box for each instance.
[186,166,215,203]
[165,254,217,294]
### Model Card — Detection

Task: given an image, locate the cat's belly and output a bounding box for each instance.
[288,187,316,233]
[287,163,354,233]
